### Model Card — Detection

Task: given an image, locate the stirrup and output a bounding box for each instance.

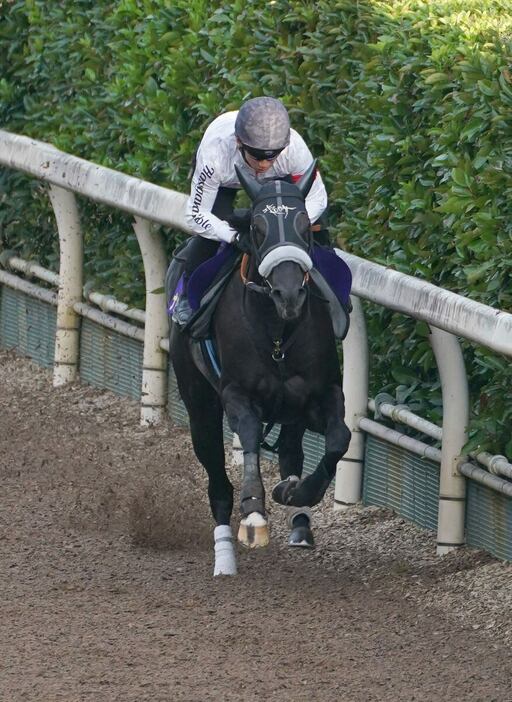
[172,296,193,325]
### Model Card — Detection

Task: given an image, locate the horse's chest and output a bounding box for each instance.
[255,375,311,420]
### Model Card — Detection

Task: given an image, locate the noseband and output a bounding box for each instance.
[239,253,310,296]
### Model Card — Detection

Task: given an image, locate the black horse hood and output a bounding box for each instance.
[234,160,317,276]
[252,180,313,276]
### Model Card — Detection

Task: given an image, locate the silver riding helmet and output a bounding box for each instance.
[234,97,291,151]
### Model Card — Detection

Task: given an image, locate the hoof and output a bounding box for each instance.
[288,525,315,549]
[271,475,300,505]
[238,512,270,548]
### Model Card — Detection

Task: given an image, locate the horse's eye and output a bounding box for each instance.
[253,214,267,235]
[252,214,268,247]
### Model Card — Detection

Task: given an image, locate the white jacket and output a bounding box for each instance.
[185,111,328,243]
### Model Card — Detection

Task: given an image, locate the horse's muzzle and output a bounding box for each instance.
[270,286,307,320]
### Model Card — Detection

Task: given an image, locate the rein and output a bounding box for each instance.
[240,254,270,296]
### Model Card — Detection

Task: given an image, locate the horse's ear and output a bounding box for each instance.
[297,160,317,199]
[235,165,261,202]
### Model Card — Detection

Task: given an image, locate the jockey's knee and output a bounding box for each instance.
[182,236,220,277]
[312,212,331,247]
[313,227,331,247]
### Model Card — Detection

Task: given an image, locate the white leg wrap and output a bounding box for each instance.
[213,525,237,577]
[286,505,312,528]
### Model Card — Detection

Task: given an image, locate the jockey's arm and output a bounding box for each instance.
[286,131,328,225]
[304,168,328,225]
[185,154,238,243]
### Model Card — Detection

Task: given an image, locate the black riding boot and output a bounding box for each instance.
[173,237,221,325]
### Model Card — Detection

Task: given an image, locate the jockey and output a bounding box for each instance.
[175,96,329,324]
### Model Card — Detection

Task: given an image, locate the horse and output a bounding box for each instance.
[167,161,351,575]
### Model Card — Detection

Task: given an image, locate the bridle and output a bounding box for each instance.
[236,175,315,369]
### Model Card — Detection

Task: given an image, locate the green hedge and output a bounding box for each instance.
[1,0,511,454]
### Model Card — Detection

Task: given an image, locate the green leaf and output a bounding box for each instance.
[423,72,449,85]
[451,167,471,188]
[477,79,497,97]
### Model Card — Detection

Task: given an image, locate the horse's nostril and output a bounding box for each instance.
[271,287,307,309]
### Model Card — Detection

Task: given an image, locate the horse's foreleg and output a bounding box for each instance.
[277,423,306,480]
[274,424,314,547]
[237,452,269,548]
[176,375,233,523]
[287,506,315,548]
[273,387,351,508]
[223,384,269,548]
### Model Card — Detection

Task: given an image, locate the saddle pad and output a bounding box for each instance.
[188,243,238,311]
[311,245,352,307]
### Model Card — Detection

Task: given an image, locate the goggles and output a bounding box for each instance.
[241,143,284,162]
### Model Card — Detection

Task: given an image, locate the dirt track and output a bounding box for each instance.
[1,349,511,702]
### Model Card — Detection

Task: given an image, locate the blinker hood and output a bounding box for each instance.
[234,161,317,279]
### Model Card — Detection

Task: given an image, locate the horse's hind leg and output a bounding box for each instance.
[276,424,314,548]
[171,334,235,574]
[177,377,233,524]
[180,379,236,574]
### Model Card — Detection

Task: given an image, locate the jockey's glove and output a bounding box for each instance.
[228,208,251,235]
[232,230,252,255]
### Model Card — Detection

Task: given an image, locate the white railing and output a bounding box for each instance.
[2,128,512,555]
[0,129,187,425]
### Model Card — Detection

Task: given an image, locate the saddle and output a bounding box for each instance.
[165,241,241,341]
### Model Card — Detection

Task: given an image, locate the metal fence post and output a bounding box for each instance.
[133,216,169,425]
[48,185,83,386]
[334,295,368,508]
[429,327,468,554]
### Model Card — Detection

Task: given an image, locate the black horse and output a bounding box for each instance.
[168,162,351,575]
